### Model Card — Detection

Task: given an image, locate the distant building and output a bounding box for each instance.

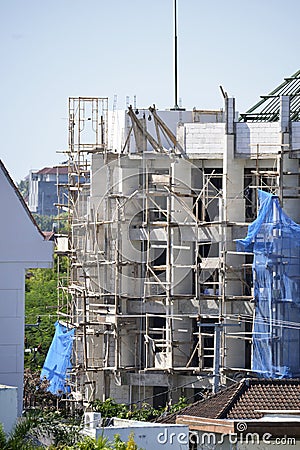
[28,166,68,216]
[0,160,53,414]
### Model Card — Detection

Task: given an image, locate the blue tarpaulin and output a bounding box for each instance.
[40,321,74,395]
[237,190,300,378]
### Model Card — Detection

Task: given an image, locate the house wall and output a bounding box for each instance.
[0,385,18,434]
[0,163,53,414]
[36,181,58,216]
[28,170,68,216]
[107,109,193,153]
[235,122,281,156]
[100,421,189,450]
[183,123,225,157]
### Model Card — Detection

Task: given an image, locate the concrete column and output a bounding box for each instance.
[222,97,246,370]
[280,96,300,222]
[225,98,235,135]
[280,96,290,133]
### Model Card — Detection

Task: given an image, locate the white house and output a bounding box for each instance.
[0,160,53,415]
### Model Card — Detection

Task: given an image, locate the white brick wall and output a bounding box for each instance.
[183,122,284,157]
[291,122,300,150]
[184,123,225,155]
[236,123,281,156]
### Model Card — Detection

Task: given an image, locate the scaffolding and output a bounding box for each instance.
[54,88,300,407]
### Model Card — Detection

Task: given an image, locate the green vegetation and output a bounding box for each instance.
[90,396,187,422]
[0,416,142,449]
[18,179,29,200]
[0,415,43,450]
[25,254,69,370]
[25,266,57,369]
[32,212,69,234]
[62,433,140,450]
[33,214,57,233]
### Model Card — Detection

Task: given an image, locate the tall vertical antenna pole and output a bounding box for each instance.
[174,0,179,110]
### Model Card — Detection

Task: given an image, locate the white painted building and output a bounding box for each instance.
[0,161,53,414]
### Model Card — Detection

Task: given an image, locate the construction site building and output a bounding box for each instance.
[56,72,300,409]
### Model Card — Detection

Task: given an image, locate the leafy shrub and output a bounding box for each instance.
[90,396,187,422]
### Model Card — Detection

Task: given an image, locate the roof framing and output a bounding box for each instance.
[240,69,300,122]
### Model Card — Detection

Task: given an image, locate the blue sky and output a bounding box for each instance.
[0,0,299,182]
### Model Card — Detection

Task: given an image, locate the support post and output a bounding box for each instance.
[213,324,221,394]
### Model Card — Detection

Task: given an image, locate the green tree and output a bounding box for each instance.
[0,415,43,449]
[32,212,69,234]
[32,214,57,232]
[74,435,112,450]
[25,254,69,369]
[25,266,57,369]
[17,179,29,200]
[72,433,140,450]
[0,424,7,449]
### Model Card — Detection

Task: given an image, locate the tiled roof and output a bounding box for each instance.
[226,378,300,420]
[156,382,244,424]
[37,167,68,175]
[42,231,55,241]
[156,378,300,423]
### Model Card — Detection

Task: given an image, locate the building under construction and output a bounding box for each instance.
[54,71,300,409]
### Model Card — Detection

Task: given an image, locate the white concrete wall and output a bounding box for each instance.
[0,162,53,414]
[291,122,300,150]
[108,109,193,153]
[184,120,285,158]
[28,171,38,213]
[99,421,189,450]
[0,268,25,401]
[184,123,226,156]
[0,385,17,434]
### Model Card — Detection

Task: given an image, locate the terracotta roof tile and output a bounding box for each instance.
[37,167,68,175]
[227,379,300,419]
[156,378,300,423]
[156,381,245,424]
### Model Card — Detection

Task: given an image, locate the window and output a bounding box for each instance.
[148,316,166,353]
[244,168,277,221]
[192,317,217,369]
[153,386,167,409]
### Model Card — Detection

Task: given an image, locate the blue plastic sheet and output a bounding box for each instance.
[237,191,300,378]
[40,321,74,395]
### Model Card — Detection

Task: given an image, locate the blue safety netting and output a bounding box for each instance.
[236,190,300,378]
[40,321,74,395]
